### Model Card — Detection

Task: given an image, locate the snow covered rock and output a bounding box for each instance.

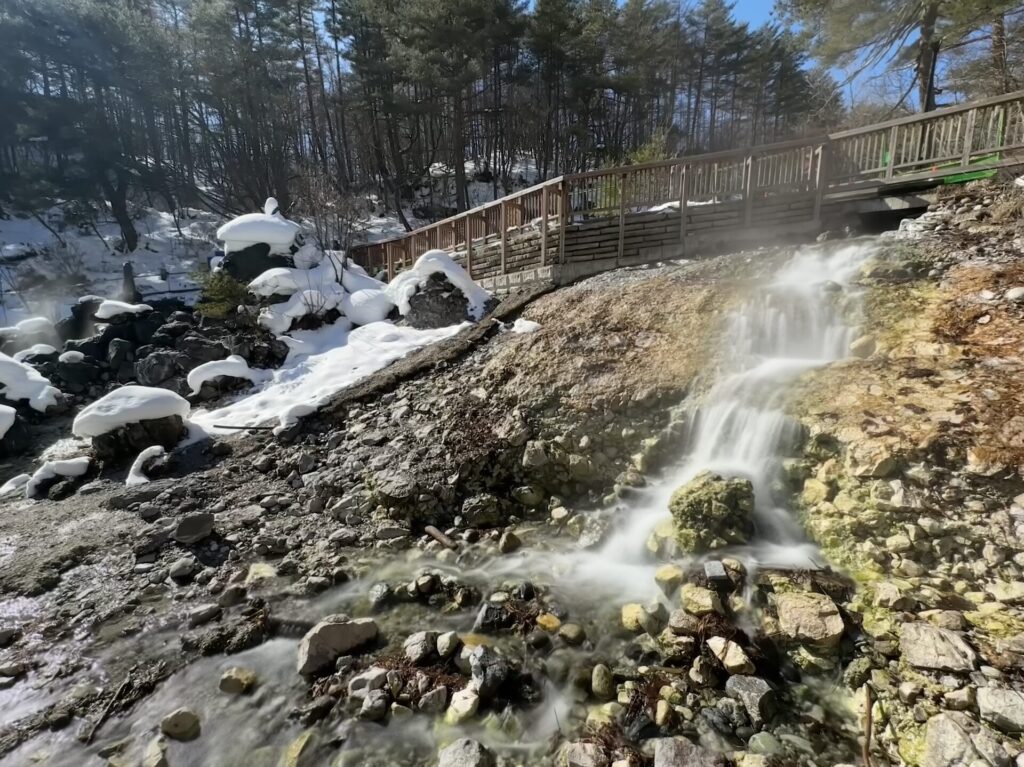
[340,288,394,326]
[217,213,302,255]
[126,445,167,486]
[0,352,61,412]
[0,404,30,457]
[13,344,57,363]
[258,286,344,335]
[25,456,92,500]
[387,249,494,326]
[186,355,270,396]
[73,385,189,461]
[94,300,153,322]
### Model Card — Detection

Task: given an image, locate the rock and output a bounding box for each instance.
[160,707,200,741]
[348,667,388,699]
[92,415,187,463]
[403,631,438,664]
[497,530,521,553]
[358,689,389,720]
[622,603,654,634]
[900,623,977,672]
[219,667,258,694]
[0,413,30,457]
[168,555,197,580]
[437,631,460,658]
[655,564,684,595]
[558,623,586,645]
[187,603,221,627]
[707,636,754,675]
[775,592,844,648]
[445,687,480,724]
[135,350,189,386]
[438,738,496,767]
[174,513,214,544]
[418,685,448,713]
[680,584,723,616]
[405,272,476,329]
[669,609,701,636]
[461,494,505,528]
[561,741,609,767]
[221,242,292,283]
[669,471,754,553]
[922,712,1007,767]
[469,645,510,699]
[653,737,726,767]
[1005,286,1024,302]
[977,688,1024,734]
[592,663,615,700]
[725,676,776,728]
[521,441,548,469]
[296,616,379,675]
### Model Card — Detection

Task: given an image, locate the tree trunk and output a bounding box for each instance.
[453,89,468,212]
[100,171,139,253]
[917,2,940,112]
[992,14,1010,95]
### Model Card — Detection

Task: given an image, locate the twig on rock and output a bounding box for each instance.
[424,525,457,550]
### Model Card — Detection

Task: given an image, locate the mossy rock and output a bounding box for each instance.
[668,471,754,553]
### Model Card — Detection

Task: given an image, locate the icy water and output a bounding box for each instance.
[6,241,875,766]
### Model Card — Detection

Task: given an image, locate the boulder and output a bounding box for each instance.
[652,737,726,767]
[461,494,505,528]
[135,350,189,386]
[922,713,1007,767]
[219,667,258,694]
[160,707,200,741]
[775,592,844,648]
[173,513,215,544]
[438,738,496,767]
[0,412,31,457]
[900,623,977,672]
[221,243,294,283]
[725,675,776,728]
[977,687,1024,734]
[92,415,187,463]
[296,615,378,675]
[404,272,471,329]
[403,631,438,665]
[669,471,754,552]
[175,333,229,365]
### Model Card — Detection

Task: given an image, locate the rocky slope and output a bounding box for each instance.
[0,183,1022,767]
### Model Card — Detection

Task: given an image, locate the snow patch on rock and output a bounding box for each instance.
[13,344,57,362]
[25,456,91,499]
[94,300,153,320]
[0,404,15,439]
[387,249,492,320]
[126,445,166,486]
[72,385,190,438]
[187,355,271,395]
[0,352,61,411]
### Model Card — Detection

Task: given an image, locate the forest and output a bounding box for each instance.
[0,0,1021,250]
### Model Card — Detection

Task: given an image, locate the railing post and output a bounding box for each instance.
[500,199,508,274]
[386,243,395,280]
[961,108,977,167]
[559,181,568,264]
[813,142,829,224]
[678,164,688,255]
[617,172,626,266]
[886,126,898,178]
[540,184,548,267]
[466,214,474,278]
[743,153,754,226]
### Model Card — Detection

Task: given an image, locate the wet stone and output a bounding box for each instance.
[437,738,496,767]
[160,707,200,741]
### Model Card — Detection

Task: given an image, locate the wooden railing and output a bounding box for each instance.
[353,90,1024,279]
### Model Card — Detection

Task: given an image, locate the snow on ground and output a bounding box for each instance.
[189,320,466,435]
[72,385,190,438]
[0,352,60,411]
[0,473,30,497]
[387,249,492,320]
[186,355,271,395]
[24,456,90,499]
[509,318,541,334]
[0,404,15,439]
[126,445,165,486]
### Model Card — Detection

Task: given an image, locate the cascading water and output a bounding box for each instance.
[530,240,877,601]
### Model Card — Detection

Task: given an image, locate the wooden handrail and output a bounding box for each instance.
[352,90,1024,278]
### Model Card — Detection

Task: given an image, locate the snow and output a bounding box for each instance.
[189,320,466,435]
[186,355,271,395]
[387,249,493,321]
[13,344,56,362]
[24,456,90,499]
[126,445,166,486]
[258,285,344,335]
[0,404,15,439]
[72,385,190,438]
[340,289,394,326]
[509,318,541,334]
[13,317,54,335]
[58,351,84,364]
[0,474,30,497]
[216,213,302,253]
[0,352,61,411]
[94,300,152,320]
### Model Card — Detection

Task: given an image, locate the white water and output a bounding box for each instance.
[498,240,875,603]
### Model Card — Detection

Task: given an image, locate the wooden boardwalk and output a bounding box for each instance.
[351,91,1024,289]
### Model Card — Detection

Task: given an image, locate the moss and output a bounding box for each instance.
[896,720,927,767]
[965,610,1024,638]
[669,471,754,553]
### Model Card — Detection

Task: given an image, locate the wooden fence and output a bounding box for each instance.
[352,90,1024,281]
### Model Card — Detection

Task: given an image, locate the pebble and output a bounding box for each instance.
[219,667,258,694]
[160,707,200,741]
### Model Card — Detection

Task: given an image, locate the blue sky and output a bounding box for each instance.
[731,0,777,28]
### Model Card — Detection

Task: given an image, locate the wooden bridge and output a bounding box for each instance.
[351,91,1024,291]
